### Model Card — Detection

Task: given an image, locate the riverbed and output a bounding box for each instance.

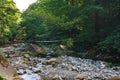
[1,44,120,80]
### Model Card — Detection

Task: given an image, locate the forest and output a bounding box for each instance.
[0,0,120,80]
[1,0,120,57]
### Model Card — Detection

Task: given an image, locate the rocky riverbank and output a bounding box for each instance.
[8,55,120,80]
[0,43,120,80]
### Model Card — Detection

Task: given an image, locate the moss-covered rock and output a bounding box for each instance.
[24,44,47,56]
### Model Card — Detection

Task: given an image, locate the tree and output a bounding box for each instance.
[21,0,120,52]
[0,0,23,44]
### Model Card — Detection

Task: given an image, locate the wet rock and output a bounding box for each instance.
[75,73,88,80]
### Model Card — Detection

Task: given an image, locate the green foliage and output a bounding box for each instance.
[0,0,24,44]
[62,38,73,48]
[97,27,120,53]
[21,0,120,53]
[22,0,87,47]
[0,75,3,80]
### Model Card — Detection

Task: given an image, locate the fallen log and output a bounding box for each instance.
[0,40,61,46]
[9,40,61,44]
[34,40,61,43]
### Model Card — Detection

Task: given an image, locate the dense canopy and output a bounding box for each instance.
[0,0,120,53]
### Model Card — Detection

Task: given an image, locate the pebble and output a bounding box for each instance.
[72,66,78,71]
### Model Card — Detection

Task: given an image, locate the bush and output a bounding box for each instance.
[97,28,120,53]
[62,38,73,49]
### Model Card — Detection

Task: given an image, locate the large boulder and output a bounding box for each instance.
[0,55,23,80]
[24,44,47,56]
